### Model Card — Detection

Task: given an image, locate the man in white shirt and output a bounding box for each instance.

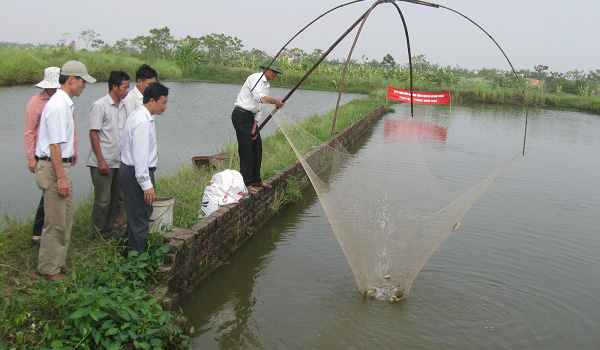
[87,71,130,233]
[124,64,158,114]
[35,60,96,281]
[232,59,284,194]
[120,82,168,254]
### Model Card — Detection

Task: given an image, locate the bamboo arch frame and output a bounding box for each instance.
[252,0,529,155]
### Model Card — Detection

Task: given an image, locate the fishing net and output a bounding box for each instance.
[268,104,518,301]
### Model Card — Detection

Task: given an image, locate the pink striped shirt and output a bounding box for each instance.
[24,89,52,161]
[25,89,78,161]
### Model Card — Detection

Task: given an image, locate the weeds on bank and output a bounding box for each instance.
[0,233,191,349]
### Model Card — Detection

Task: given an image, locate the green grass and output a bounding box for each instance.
[0,220,191,348]
[0,47,183,85]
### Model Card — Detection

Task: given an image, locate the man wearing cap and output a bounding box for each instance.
[120,82,169,254]
[231,59,285,194]
[35,60,96,281]
[124,64,158,114]
[87,71,130,234]
[24,67,60,245]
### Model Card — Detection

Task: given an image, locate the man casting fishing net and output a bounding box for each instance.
[231,59,285,194]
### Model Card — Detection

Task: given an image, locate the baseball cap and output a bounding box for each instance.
[60,60,97,83]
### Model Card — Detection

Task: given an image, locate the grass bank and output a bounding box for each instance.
[0,89,386,347]
[3,47,598,115]
[0,47,183,85]
[450,84,600,115]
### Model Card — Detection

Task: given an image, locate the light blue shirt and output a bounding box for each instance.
[86,93,127,168]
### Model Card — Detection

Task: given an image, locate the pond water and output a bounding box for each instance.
[181,103,600,349]
[0,82,359,220]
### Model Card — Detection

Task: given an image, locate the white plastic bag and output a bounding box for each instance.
[200,169,247,216]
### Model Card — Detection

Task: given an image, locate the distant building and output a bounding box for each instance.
[525,78,545,87]
[279,51,292,62]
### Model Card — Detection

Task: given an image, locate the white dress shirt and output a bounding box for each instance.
[121,106,157,191]
[35,89,76,158]
[234,72,270,121]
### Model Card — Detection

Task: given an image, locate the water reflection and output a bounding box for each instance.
[183,190,315,349]
[384,119,447,144]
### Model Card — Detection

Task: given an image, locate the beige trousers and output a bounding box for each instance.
[90,167,123,232]
[35,160,73,275]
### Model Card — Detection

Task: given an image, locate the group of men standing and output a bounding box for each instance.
[25,61,166,281]
[24,58,285,281]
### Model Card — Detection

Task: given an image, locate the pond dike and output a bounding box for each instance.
[152,105,386,310]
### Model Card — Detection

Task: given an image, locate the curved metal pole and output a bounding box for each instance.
[398,0,529,155]
[437,4,528,155]
[331,1,382,136]
[331,1,415,136]
[254,6,371,136]
[251,0,366,92]
[391,2,415,119]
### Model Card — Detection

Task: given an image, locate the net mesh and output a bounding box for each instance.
[268,105,518,301]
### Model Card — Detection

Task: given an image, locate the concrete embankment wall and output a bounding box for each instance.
[153,105,386,309]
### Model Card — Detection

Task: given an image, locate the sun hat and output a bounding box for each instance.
[259,59,285,74]
[35,67,60,89]
[60,60,97,83]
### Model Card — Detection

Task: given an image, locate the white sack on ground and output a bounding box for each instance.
[200,169,247,216]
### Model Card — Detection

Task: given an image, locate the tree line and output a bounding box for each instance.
[3,27,600,96]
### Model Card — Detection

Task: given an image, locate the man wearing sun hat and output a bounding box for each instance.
[231,58,285,194]
[35,60,96,281]
[24,67,60,246]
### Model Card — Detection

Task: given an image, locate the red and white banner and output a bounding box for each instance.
[387,87,450,105]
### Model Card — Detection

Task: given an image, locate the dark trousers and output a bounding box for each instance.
[119,164,155,254]
[33,195,44,236]
[231,107,262,185]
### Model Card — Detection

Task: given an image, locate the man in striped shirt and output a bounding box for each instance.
[124,64,158,115]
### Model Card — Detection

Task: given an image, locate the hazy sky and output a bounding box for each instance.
[1,0,598,73]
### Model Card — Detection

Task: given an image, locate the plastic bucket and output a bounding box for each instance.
[150,197,174,232]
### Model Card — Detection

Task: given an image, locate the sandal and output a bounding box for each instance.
[247,186,258,195]
[31,236,41,246]
[251,182,272,189]
[113,222,127,230]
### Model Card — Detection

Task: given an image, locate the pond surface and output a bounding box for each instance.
[181,103,600,349]
[0,82,359,219]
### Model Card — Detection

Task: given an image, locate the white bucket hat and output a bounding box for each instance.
[60,60,97,83]
[35,67,61,89]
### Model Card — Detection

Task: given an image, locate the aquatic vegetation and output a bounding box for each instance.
[0,232,191,348]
